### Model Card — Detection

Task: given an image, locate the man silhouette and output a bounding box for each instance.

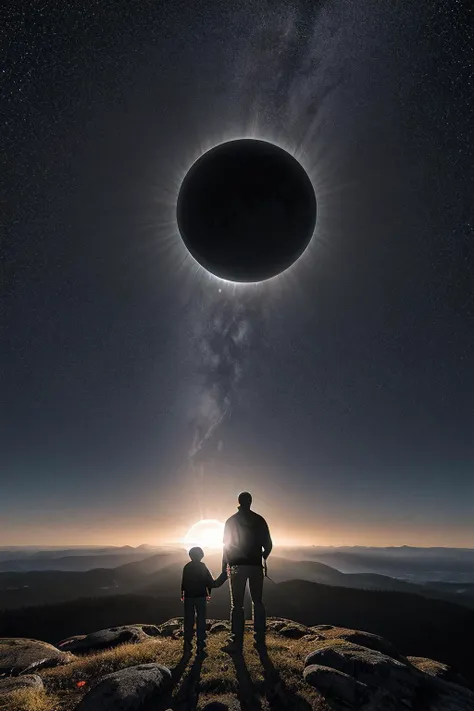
[221,491,272,653]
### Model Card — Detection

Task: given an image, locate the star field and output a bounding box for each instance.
[2,0,473,545]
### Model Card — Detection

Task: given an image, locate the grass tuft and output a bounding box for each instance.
[0,688,59,711]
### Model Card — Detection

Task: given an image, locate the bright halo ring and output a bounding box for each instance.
[183,519,225,550]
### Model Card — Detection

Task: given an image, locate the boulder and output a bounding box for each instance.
[201,701,240,711]
[157,619,183,638]
[210,622,230,633]
[408,657,472,690]
[267,621,286,632]
[141,625,161,638]
[304,664,370,706]
[0,638,72,674]
[278,623,310,639]
[311,625,334,631]
[303,639,474,711]
[76,663,172,710]
[57,626,150,654]
[0,674,44,694]
[304,641,417,700]
[326,629,406,662]
[56,634,86,650]
[267,617,296,632]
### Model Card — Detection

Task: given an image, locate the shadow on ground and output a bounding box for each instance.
[257,647,312,710]
[171,652,205,710]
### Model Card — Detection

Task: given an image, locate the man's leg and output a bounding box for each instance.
[248,565,266,645]
[196,597,207,652]
[228,566,247,650]
[183,597,194,651]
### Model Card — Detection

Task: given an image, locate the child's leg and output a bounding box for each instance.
[195,597,207,650]
[183,597,195,646]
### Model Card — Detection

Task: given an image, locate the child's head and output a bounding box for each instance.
[188,546,204,562]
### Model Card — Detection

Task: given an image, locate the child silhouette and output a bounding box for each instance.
[181,546,214,656]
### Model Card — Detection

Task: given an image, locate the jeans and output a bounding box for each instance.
[229,564,265,647]
[183,597,207,648]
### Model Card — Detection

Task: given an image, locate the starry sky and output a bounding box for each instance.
[2,0,473,546]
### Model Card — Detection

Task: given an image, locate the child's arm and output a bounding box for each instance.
[181,569,185,601]
[205,566,214,596]
[212,570,228,588]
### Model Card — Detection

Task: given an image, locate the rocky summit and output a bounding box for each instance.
[0,618,471,710]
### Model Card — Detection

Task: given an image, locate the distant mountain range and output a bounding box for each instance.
[283,545,474,583]
[0,545,160,571]
[1,543,473,577]
[1,547,473,611]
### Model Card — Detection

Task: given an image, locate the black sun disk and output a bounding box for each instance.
[176,139,317,282]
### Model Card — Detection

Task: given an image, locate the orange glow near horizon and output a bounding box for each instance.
[183,519,225,550]
[1,519,473,549]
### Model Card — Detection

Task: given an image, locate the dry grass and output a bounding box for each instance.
[0,688,57,711]
[407,656,445,675]
[40,637,182,710]
[1,629,332,711]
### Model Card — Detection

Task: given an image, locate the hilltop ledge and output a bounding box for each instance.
[0,617,472,710]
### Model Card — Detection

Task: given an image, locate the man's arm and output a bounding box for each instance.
[221,519,231,572]
[262,519,273,561]
[181,567,186,599]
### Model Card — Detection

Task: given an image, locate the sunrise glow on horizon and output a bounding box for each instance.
[182,519,225,550]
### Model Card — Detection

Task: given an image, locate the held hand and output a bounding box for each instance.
[180,593,185,602]
[213,571,228,588]
[206,595,211,602]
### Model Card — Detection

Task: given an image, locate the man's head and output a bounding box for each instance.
[188,546,204,562]
[238,491,252,509]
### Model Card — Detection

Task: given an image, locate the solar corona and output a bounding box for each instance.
[176,139,317,283]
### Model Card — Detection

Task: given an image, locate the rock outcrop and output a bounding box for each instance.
[0,618,470,711]
[0,637,72,674]
[57,625,155,654]
[0,674,44,694]
[408,656,472,690]
[325,628,406,662]
[210,622,230,633]
[303,638,474,710]
[156,618,183,638]
[76,663,172,710]
[278,622,310,639]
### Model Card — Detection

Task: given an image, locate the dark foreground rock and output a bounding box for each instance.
[201,700,240,711]
[311,625,334,632]
[210,622,230,633]
[304,665,370,707]
[266,618,299,632]
[0,638,72,674]
[326,629,406,662]
[303,638,474,710]
[57,625,154,653]
[408,656,472,690]
[156,618,183,638]
[0,674,44,694]
[278,622,310,639]
[76,663,172,710]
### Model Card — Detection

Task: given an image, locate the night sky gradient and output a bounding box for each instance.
[2,0,473,546]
